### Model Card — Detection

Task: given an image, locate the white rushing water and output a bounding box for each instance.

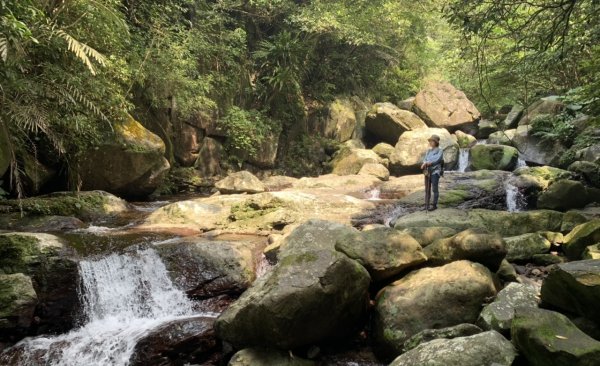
[366,187,381,200]
[505,182,525,212]
[5,249,203,366]
[516,156,528,169]
[457,148,470,172]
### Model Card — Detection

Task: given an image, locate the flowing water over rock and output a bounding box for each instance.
[1,248,214,366]
[505,182,526,212]
[457,148,470,172]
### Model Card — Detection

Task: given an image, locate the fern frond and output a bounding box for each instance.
[0,37,7,62]
[61,83,111,126]
[55,30,106,75]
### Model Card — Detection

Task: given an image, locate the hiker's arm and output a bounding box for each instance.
[423,149,443,166]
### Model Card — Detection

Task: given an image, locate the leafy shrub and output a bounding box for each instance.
[530,113,576,147]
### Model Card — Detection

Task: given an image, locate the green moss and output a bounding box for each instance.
[439,189,471,205]
[230,198,285,221]
[0,234,40,273]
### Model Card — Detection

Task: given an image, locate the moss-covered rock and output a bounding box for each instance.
[478,283,539,334]
[0,273,37,330]
[335,227,426,281]
[511,307,600,366]
[470,144,518,171]
[398,226,458,247]
[373,260,497,358]
[569,161,600,188]
[0,214,85,233]
[394,208,564,236]
[563,220,600,259]
[518,97,565,126]
[77,115,170,197]
[424,229,507,271]
[488,129,516,146]
[0,191,129,222]
[401,323,483,353]
[501,105,524,129]
[538,180,592,211]
[455,130,476,148]
[390,331,515,366]
[476,119,498,139]
[540,260,600,324]
[582,244,600,259]
[503,233,551,261]
[275,220,357,260]
[228,348,315,366]
[365,102,427,144]
[215,248,370,349]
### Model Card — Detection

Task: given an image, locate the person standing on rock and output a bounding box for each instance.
[421,134,444,211]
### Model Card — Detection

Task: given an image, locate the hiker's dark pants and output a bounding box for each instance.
[425,173,440,207]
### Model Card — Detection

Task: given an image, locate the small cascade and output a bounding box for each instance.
[256,253,274,278]
[505,182,526,212]
[3,248,206,366]
[476,139,488,145]
[516,155,528,169]
[457,148,470,172]
[366,187,381,200]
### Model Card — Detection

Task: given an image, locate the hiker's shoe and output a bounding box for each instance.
[430,206,438,211]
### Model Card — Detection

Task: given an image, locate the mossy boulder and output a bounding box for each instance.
[513,124,567,166]
[488,130,516,146]
[335,227,426,281]
[394,208,564,236]
[401,323,483,353]
[0,214,85,233]
[228,348,315,366]
[330,147,381,175]
[569,161,600,188]
[517,97,565,126]
[399,226,458,247]
[563,220,600,259]
[412,82,481,133]
[78,115,170,197]
[455,130,476,148]
[538,180,592,211]
[310,98,357,143]
[476,119,498,139]
[424,229,507,271]
[540,260,600,324]
[372,142,395,160]
[501,105,524,129]
[511,307,600,366]
[389,128,459,174]
[373,260,497,357]
[0,273,37,330]
[215,249,370,349]
[215,171,265,194]
[582,244,600,259]
[365,102,427,144]
[0,191,128,222]
[156,237,258,299]
[470,144,518,171]
[478,283,539,334]
[504,233,551,261]
[390,331,515,366]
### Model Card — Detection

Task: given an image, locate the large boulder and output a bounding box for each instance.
[174,123,200,167]
[478,283,539,334]
[358,162,389,181]
[156,237,258,299]
[517,97,565,126]
[215,248,370,349]
[390,331,516,366]
[476,120,498,139]
[130,316,219,366]
[389,128,459,174]
[215,171,265,194]
[372,142,395,160]
[540,260,600,323]
[373,260,497,357]
[501,105,524,129]
[504,233,551,261]
[455,130,476,148]
[194,137,223,176]
[470,144,518,171]
[0,233,78,340]
[335,227,426,281]
[412,82,481,133]
[488,129,517,146]
[513,125,567,166]
[330,147,381,175]
[562,220,600,260]
[365,102,427,145]
[511,307,600,366]
[569,161,600,188]
[228,348,314,366]
[78,115,170,197]
[394,208,564,236]
[311,98,357,143]
[424,229,507,271]
[402,323,483,352]
[399,227,458,247]
[537,180,592,211]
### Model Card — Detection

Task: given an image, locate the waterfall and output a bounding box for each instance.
[516,156,527,169]
[457,148,470,172]
[505,183,525,212]
[366,187,381,200]
[3,249,207,366]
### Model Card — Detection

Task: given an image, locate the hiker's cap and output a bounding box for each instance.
[428,134,440,143]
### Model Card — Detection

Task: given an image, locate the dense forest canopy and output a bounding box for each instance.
[0,0,598,195]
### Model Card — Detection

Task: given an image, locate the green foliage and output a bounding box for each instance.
[531,113,577,147]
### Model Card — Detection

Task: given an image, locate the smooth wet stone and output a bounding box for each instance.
[563,220,600,260]
[540,260,600,324]
[390,331,516,366]
[478,283,539,334]
[399,226,458,247]
[335,227,426,281]
[373,260,497,358]
[402,323,483,353]
[228,348,315,366]
[511,307,600,366]
[503,233,551,261]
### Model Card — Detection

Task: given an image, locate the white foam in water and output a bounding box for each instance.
[366,187,381,200]
[457,148,470,172]
[4,249,204,366]
[505,182,525,212]
[516,156,527,168]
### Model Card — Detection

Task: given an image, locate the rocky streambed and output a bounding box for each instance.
[0,168,600,366]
